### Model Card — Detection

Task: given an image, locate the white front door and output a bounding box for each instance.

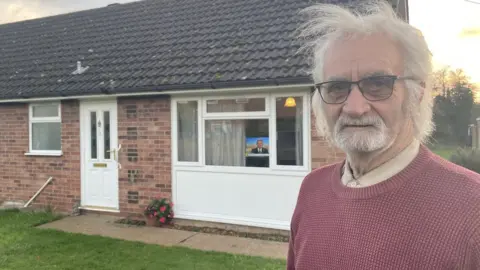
[80,100,119,210]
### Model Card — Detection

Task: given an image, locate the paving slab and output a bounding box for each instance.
[38,214,288,259]
[179,232,288,259]
[39,215,196,246]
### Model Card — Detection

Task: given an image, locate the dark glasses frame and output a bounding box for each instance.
[314,75,416,104]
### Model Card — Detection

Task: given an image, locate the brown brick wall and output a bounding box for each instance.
[310,112,345,169]
[0,100,81,212]
[0,95,337,218]
[117,96,171,216]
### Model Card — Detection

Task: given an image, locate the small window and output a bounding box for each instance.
[177,101,199,162]
[29,103,61,153]
[206,98,265,113]
[276,96,304,166]
[104,111,111,159]
[90,111,98,159]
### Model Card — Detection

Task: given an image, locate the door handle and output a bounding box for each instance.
[107,144,122,169]
[117,144,122,169]
[107,148,116,160]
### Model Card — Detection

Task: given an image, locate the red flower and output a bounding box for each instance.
[160,206,166,212]
[154,211,158,216]
[159,217,166,223]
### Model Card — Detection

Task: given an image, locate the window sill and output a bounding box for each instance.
[25,151,63,157]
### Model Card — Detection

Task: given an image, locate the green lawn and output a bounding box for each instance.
[428,143,460,160]
[431,147,456,159]
[0,209,286,270]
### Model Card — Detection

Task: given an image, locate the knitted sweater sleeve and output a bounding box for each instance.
[468,223,480,268]
[287,227,296,270]
[465,209,480,269]
[287,170,316,270]
[287,187,302,270]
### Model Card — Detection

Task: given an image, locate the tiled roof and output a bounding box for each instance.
[0,0,320,100]
[0,0,403,100]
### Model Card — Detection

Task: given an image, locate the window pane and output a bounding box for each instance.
[32,123,61,151]
[91,112,97,159]
[104,111,111,159]
[177,101,198,162]
[276,96,304,166]
[206,98,265,113]
[205,119,269,167]
[32,104,59,117]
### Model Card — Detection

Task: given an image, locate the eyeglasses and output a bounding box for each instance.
[315,75,414,104]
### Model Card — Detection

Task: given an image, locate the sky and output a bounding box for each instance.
[409,0,480,83]
[0,0,478,83]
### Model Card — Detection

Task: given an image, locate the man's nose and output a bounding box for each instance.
[342,85,371,117]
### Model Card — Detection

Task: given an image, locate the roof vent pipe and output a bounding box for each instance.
[72,61,89,75]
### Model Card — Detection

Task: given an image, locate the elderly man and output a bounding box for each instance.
[288,1,480,269]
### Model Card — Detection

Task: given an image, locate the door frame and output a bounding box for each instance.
[79,98,120,212]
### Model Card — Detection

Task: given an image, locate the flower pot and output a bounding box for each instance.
[144,217,160,227]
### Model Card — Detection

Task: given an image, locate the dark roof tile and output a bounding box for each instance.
[0,0,371,99]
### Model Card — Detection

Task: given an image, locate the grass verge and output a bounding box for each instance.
[0,209,286,270]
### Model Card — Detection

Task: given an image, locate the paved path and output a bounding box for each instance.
[38,214,288,259]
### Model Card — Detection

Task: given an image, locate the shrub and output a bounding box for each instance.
[449,148,480,173]
[143,197,174,225]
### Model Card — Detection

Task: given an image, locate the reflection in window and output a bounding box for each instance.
[276,96,303,166]
[205,119,269,167]
[31,123,61,151]
[177,101,198,162]
[91,111,97,159]
[104,111,110,159]
[32,104,59,117]
[30,103,61,152]
[206,98,265,113]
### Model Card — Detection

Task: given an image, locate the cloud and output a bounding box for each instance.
[0,0,45,24]
[0,0,137,25]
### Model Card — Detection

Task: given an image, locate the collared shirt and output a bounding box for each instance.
[342,139,420,188]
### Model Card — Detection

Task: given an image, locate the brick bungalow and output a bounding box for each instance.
[0,0,408,230]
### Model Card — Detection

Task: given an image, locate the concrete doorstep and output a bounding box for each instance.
[37,214,288,260]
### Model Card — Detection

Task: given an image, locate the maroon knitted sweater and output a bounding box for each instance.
[288,145,480,269]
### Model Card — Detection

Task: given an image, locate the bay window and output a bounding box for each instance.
[29,102,62,155]
[173,92,309,171]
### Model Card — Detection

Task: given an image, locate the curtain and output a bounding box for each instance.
[205,102,246,166]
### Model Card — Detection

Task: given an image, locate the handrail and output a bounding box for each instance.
[24,176,53,208]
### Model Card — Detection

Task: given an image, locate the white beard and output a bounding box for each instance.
[333,114,391,153]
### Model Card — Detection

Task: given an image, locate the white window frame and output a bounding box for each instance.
[172,91,310,172]
[202,94,270,171]
[172,98,203,167]
[27,102,62,156]
[270,92,310,172]
[202,94,270,118]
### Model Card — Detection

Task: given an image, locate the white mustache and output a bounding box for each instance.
[336,115,384,129]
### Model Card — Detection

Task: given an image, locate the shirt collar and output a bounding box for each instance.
[342,139,420,188]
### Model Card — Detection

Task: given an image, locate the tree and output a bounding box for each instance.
[432,66,474,97]
[450,85,474,144]
[431,67,475,146]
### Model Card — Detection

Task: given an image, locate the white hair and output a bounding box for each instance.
[296,0,434,144]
